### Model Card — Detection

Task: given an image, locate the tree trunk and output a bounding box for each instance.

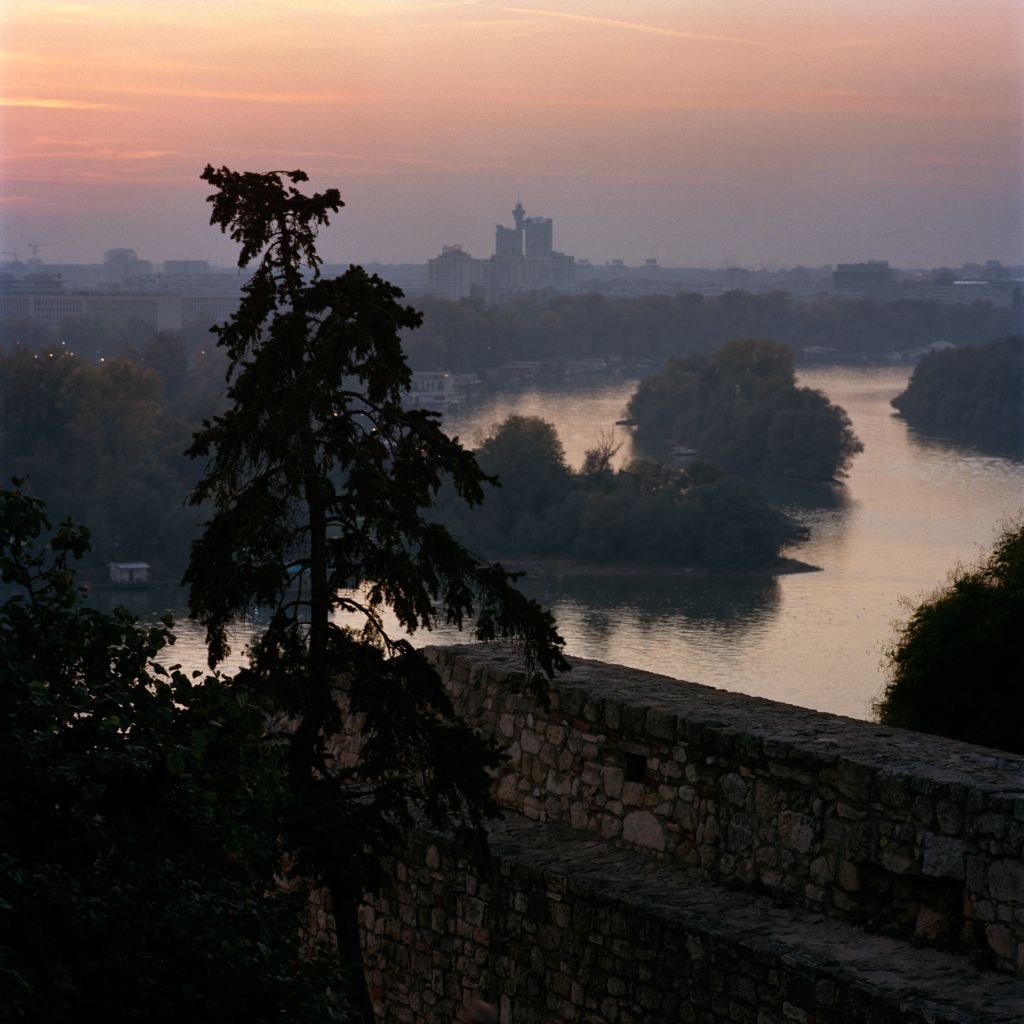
[326,868,376,1024]
[305,471,329,695]
[301,473,376,1020]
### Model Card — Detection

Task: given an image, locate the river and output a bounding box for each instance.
[101,366,1023,722]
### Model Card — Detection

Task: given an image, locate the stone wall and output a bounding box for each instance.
[360,816,1024,1024]
[426,646,1024,973]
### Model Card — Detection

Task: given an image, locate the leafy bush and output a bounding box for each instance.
[874,520,1024,753]
[0,485,346,1021]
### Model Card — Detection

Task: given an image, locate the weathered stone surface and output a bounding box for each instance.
[602,766,624,800]
[990,860,1024,903]
[922,832,965,879]
[623,810,666,852]
[779,810,817,856]
[358,815,1024,1024]
[383,645,1024,978]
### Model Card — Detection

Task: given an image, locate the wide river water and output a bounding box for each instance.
[103,366,1023,722]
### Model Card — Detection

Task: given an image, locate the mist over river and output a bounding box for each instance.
[100,366,1023,722]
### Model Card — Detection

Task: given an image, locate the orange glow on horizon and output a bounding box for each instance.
[0,0,1020,265]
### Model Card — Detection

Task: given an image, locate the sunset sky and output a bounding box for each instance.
[1,0,1021,267]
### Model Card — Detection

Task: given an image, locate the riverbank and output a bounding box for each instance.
[498,555,820,580]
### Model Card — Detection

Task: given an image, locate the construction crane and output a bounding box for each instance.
[26,242,52,260]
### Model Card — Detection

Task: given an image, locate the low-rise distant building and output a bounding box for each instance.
[832,261,894,294]
[103,248,153,285]
[0,258,243,332]
[109,561,151,586]
[427,245,487,301]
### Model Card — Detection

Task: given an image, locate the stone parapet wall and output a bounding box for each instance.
[360,816,1024,1024]
[426,646,1024,973]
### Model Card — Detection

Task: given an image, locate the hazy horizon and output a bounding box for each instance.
[2,1,1022,269]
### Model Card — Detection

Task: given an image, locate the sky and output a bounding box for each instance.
[1,0,1022,268]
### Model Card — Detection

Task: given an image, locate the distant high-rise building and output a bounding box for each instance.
[428,201,574,303]
[495,225,520,258]
[523,217,553,260]
[495,200,526,258]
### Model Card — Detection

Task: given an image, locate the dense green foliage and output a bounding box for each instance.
[875,520,1024,754]
[0,337,225,577]
[434,415,804,570]
[0,486,347,1022]
[890,335,1023,454]
[626,340,863,481]
[185,167,566,1021]
[405,290,1022,370]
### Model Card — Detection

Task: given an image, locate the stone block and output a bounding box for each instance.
[975,811,1008,838]
[880,842,917,875]
[621,781,644,807]
[497,774,518,806]
[989,859,1024,902]
[922,833,965,880]
[809,856,831,886]
[603,766,624,799]
[836,859,860,893]
[834,761,874,802]
[721,772,749,808]
[835,801,866,821]
[604,701,622,731]
[936,799,964,835]
[646,708,675,740]
[986,922,1017,960]
[778,811,816,856]
[674,801,696,832]
[966,855,988,893]
[520,729,541,755]
[546,723,567,746]
[546,770,573,797]
[621,704,648,734]
[726,815,754,854]
[624,810,666,851]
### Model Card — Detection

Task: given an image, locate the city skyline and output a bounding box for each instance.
[2,1,1021,268]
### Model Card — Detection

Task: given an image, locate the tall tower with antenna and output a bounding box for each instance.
[512,200,525,256]
[496,199,527,258]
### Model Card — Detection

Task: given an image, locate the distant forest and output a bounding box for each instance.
[404,290,1022,370]
[2,290,1020,372]
[891,335,1024,455]
[2,287,1018,579]
[1,331,809,579]
[0,336,226,579]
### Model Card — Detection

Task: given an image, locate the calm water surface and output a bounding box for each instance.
[105,367,1023,721]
